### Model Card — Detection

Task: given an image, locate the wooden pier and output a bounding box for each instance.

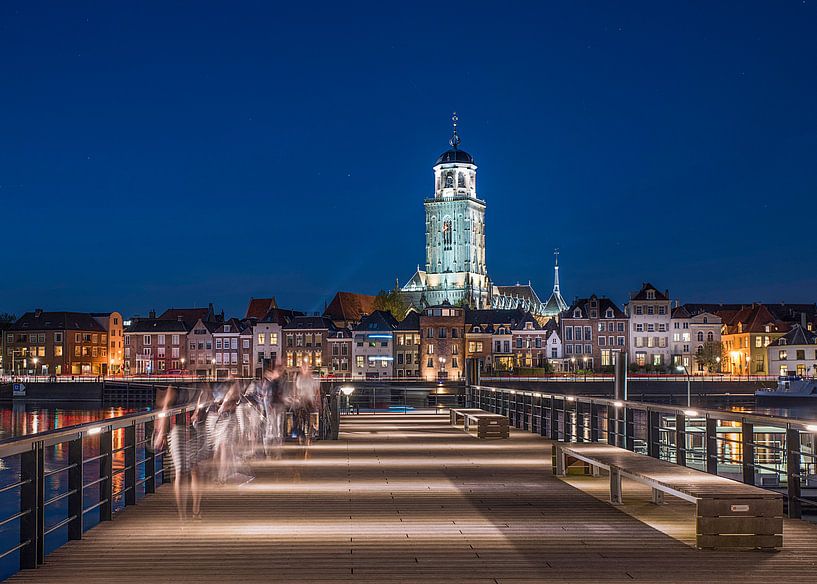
[9,414,817,583]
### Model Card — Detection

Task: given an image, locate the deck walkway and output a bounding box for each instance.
[9,414,817,583]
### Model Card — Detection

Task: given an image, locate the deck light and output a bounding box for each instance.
[683,410,699,417]
[613,401,624,408]
[87,427,102,435]
[805,424,817,433]
[340,385,355,396]
[566,396,575,402]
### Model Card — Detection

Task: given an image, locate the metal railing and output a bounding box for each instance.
[468,385,817,520]
[0,402,198,572]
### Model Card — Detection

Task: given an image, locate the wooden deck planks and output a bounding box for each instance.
[7,413,817,583]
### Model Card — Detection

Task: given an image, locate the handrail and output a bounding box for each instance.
[473,384,817,430]
[0,401,198,457]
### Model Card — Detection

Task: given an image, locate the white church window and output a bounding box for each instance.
[445,173,454,188]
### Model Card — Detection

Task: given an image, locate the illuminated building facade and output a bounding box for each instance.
[419,303,465,381]
[625,283,671,369]
[352,310,398,379]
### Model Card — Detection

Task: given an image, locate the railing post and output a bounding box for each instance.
[144,420,156,494]
[124,423,136,506]
[590,402,600,442]
[741,421,755,485]
[19,443,42,569]
[607,405,616,446]
[562,397,569,442]
[647,410,660,459]
[99,428,113,521]
[675,413,686,467]
[68,436,83,540]
[705,417,718,475]
[624,407,635,451]
[549,397,558,441]
[787,427,802,519]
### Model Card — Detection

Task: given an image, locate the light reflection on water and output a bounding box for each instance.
[0,402,153,581]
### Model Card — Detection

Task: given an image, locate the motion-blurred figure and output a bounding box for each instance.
[293,361,320,446]
[261,362,287,457]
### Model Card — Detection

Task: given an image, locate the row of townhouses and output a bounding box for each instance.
[2,286,816,379]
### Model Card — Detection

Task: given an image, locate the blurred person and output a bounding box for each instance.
[261,361,287,457]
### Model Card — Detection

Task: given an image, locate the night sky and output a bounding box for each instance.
[1,2,816,319]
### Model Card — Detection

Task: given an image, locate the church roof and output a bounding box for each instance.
[494,284,542,305]
[402,269,427,291]
[543,289,568,316]
[434,148,475,166]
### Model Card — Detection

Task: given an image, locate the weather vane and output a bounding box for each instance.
[449,111,461,149]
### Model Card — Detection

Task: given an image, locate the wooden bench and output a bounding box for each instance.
[450,408,509,439]
[554,442,783,550]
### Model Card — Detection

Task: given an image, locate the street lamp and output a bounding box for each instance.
[715,356,721,374]
[570,357,576,375]
[676,364,692,407]
[180,357,186,375]
[582,356,588,381]
[340,385,355,414]
[32,357,38,378]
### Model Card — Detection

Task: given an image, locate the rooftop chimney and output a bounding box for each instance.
[149,309,156,319]
[34,308,43,317]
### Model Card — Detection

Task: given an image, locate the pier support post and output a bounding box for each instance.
[675,413,686,467]
[590,403,600,443]
[99,429,113,522]
[610,467,622,504]
[705,417,718,475]
[124,424,136,506]
[19,443,42,569]
[648,410,661,459]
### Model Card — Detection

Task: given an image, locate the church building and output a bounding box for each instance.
[401,115,567,319]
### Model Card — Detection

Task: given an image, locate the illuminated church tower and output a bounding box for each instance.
[402,114,491,308]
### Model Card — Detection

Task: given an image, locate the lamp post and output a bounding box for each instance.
[180,357,186,377]
[570,357,576,376]
[340,384,355,414]
[746,355,751,380]
[438,357,446,381]
[582,356,588,381]
[715,356,721,375]
[676,364,692,407]
[32,357,38,379]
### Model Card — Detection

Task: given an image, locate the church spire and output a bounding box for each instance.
[553,249,561,293]
[449,112,461,149]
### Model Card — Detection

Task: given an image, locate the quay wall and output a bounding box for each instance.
[480,379,769,399]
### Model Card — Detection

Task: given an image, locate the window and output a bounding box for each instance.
[707,331,714,342]
[617,322,625,332]
[565,344,573,354]
[606,309,613,318]
[796,350,806,360]
[243,339,250,349]
[551,348,557,358]
[451,328,459,338]
[438,328,446,338]
[427,344,434,355]
[55,345,63,357]
[697,332,704,342]
[516,338,523,349]
[755,336,762,348]
[258,333,265,345]
[55,332,62,343]
[635,324,643,332]
[618,337,625,346]
[584,326,591,341]
[565,327,573,341]
[157,334,165,345]
[682,333,690,342]
[172,347,179,358]
[75,333,81,343]
[143,335,151,345]
[231,339,238,350]
[216,339,222,349]
[635,306,643,315]
[673,333,680,342]
[426,327,434,338]
[658,306,666,315]
[646,290,655,300]
[599,336,606,346]
[427,357,434,367]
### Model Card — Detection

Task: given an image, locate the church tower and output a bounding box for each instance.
[421,114,490,307]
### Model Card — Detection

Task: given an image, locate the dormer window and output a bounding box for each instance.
[605,309,613,318]
[646,289,655,300]
[573,309,581,318]
[779,339,787,345]
[498,327,506,335]
[473,326,481,333]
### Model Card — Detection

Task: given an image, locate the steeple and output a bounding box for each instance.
[542,248,568,316]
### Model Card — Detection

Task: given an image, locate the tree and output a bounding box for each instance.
[0,313,16,324]
[695,341,723,372]
[373,288,408,321]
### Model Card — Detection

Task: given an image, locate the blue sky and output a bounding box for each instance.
[1,1,815,318]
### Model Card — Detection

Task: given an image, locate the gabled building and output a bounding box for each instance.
[720,304,789,375]
[244,297,278,320]
[625,283,671,369]
[670,306,722,373]
[767,324,817,377]
[8,310,112,376]
[158,304,223,327]
[91,312,125,375]
[212,319,247,379]
[562,296,628,371]
[326,328,352,378]
[252,307,302,377]
[124,317,187,375]
[511,312,549,369]
[352,310,399,379]
[394,310,421,379]
[185,318,221,377]
[283,316,337,373]
[464,308,527,373]
[542,319,564,372]
[419,303,465,381]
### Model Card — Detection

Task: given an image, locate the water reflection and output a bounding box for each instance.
[0,403,147,581]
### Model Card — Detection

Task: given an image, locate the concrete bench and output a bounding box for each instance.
[554,442,783,550]
[450,408,509,439]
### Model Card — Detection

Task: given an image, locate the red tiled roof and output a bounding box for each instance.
[323,292,377,323]
[245,297,277,320]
